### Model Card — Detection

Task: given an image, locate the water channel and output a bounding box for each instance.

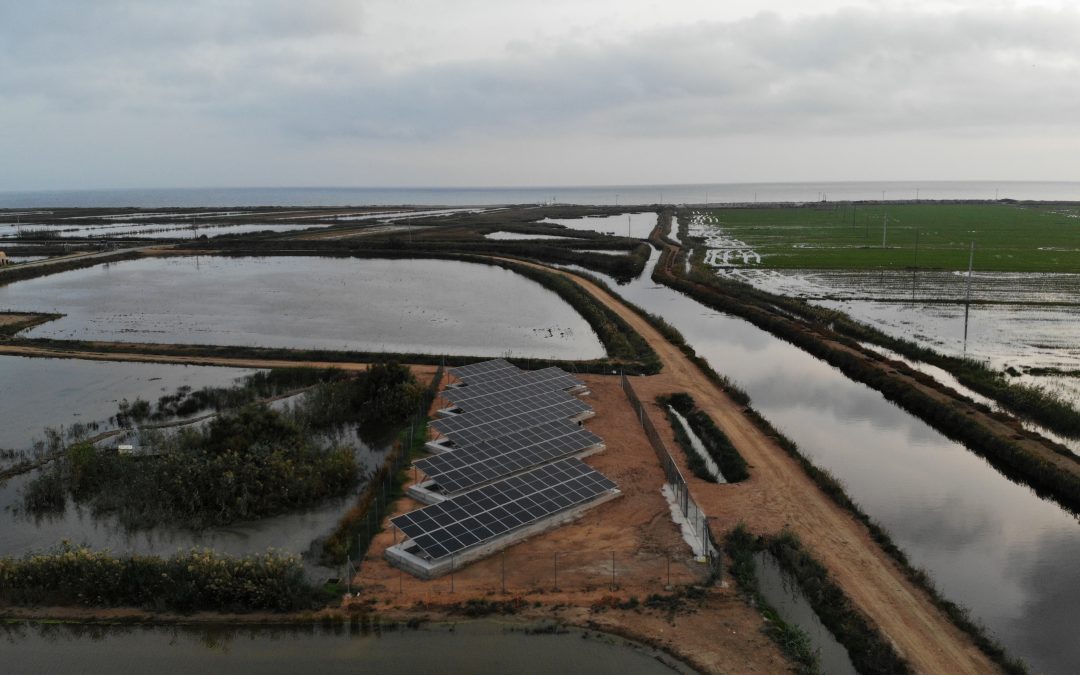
[580,248,1079,674]
[0,620,687,674]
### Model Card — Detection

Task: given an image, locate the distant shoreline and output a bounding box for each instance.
[2,180,1078,208]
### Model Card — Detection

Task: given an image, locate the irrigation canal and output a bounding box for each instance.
[575,248,1079,675]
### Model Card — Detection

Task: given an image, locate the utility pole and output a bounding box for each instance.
[963,241,975,354]
[912,228,919,301]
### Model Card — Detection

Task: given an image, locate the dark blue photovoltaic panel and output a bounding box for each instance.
[437,387,580,417]
[448,359,518,381]
[433,400,591,446]
[431,390,590,434]
[416,419,603,494]
[392,458,617,560]
[442,367,583,403]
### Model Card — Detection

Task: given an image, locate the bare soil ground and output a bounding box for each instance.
[347,374,792,673]
[0,313,34,329]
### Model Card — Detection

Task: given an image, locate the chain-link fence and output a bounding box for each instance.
[362,547,706,597]
[621,372,719,576]
[338,365,445,568]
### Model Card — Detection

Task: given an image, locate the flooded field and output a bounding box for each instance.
[0,356,396,577]
[0,222,332,240]
[687,213,1080,410]
[2,256,48,264]
[0,356,253,451]
[541,212,656,239]
[725,267,1080,304]
[0,256,604,359]
[585,250,1080,674]
[0,620,685,674]
[484,231,575,241]
[814,298,1080,405]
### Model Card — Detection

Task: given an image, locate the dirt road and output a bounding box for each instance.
[542,265,1000,674]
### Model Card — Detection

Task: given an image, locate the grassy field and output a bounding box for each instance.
[698,203,1080,272]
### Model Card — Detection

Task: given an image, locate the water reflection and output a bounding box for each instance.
[0,356,253,451]
[753,552,858,675]
[0,256,605,360]
[0,620,685,674]
[591,249,1079,674]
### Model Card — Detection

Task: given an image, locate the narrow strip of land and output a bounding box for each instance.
[533,262,999,674]
[0,343,441,376]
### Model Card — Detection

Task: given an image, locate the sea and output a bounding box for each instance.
[1,181,1078,209]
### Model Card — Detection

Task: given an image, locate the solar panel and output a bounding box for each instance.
[437,387,580,417]
[415,420,603,495]
[437,401,592,446]
[392,458,617,560]
[442,368,583,404]
[449,359,519,381]
[432,392,590,433]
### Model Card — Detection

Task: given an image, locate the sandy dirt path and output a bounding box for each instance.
[0,344,442,385]
[534,264,1000,674]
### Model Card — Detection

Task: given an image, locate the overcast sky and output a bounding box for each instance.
[1,0,1078,190]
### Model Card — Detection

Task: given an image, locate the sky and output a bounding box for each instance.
[1,0,1079,190]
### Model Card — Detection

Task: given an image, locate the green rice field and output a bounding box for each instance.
[700,203,1080,272]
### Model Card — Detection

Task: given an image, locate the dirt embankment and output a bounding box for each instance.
[652,232,1080,503]
[539,265,999,674]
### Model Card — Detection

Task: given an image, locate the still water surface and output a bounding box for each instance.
[0,620,685,674]
[542,212,656,239]
[0,356,252,451]
[587,249,1079,674]
[0,356,389,578]
[753,552,858,675]
[0,256,604,360]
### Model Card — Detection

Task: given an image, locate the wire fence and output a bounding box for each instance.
[620,372,720,575]
[361,548,705,597]
[343,364,445,568]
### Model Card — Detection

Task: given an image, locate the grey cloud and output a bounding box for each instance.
[3,5,1079,145]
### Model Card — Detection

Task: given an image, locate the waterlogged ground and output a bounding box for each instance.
[686,209,1080,410]
[541,212,657,239]
[0,356,394,578]
[813,298,1080,403]
[0,620,686,674]
[0,256,605,359]
[0,355,253,452]
[0,222,333,240]
[484,231,575,241]
[720,268,1080,409]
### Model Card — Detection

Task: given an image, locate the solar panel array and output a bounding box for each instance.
[448,358,518,381]
[393,458,617,561]
[442,367,583,404]
[432,388,589,432]
[415,419,603,495]
[431,400,591,447]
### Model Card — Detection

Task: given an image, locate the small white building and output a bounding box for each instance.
[0,251,9,266]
